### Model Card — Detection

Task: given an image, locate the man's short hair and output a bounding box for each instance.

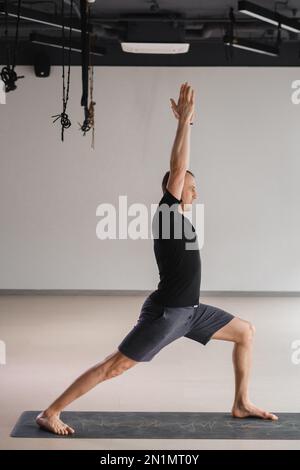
[161,169,194,194]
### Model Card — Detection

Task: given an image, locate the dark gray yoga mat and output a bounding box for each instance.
[10,411,300,439]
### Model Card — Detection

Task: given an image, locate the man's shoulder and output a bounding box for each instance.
[158,189,181,208]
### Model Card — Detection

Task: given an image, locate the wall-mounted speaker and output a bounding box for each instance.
[34,52,51,77]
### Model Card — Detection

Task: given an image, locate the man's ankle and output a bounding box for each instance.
[233,396,250,407]
[42,407,60,418]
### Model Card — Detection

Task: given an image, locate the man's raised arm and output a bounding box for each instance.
[167,82,195,200]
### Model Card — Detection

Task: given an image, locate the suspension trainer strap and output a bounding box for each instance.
[80,0,89,109]
[0,0,24,92]
[51,0,73,141]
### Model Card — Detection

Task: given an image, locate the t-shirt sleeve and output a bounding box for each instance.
[158,189,181,207]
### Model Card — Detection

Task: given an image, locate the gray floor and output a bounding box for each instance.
[0,294,300,449]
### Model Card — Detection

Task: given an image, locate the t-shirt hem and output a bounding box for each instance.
[148,291,200,308]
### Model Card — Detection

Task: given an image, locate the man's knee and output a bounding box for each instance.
[242,321,255,343]
[104,350,138,379]
[239,321,255,344]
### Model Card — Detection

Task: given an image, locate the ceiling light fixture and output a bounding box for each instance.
[30,33,105,56]
[0,2,92,33]
[223,35,279,56]
[238,1,300,33]
[121,42,189,54]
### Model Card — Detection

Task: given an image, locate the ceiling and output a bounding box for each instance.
[1,0,300,66]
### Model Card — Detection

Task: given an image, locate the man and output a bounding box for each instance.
[36,82,277,435]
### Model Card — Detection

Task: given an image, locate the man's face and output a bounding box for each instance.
[180,173,198,212]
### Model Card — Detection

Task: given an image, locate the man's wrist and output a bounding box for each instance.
[178,117,191,127]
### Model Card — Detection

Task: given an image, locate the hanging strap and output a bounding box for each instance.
[0,0,24,92]
[51,0,73,141]
[224,7,235,63]
[80,0,89,109]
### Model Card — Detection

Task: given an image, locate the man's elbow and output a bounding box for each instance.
[170,165,187,177]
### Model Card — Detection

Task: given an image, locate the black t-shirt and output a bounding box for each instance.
[149,189,201,307]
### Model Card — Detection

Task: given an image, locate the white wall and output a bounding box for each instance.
[0,66,299,291]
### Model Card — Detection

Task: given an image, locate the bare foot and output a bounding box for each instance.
[36,411,75,435]
[231,402,278,421]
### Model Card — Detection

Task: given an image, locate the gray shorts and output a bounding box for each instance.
[118,295,235,362]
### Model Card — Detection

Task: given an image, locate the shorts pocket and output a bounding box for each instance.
[139,304,165,322]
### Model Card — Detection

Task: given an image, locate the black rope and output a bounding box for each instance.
[0,0,24,92]
[12,0,22,69]
[276,22,282,47]
[51,0,73,141]
[4,0,9,65]
[88,34,96,148]
[79,0,92,135]
[224,7,235,63]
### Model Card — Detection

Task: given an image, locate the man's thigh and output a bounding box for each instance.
[184,302,235,345]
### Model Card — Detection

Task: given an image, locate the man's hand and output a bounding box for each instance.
[170,82,195,124]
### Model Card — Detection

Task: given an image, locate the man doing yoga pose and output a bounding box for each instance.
[36,82,278,435]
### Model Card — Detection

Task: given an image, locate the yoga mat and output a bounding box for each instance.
[10,411,300,439]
